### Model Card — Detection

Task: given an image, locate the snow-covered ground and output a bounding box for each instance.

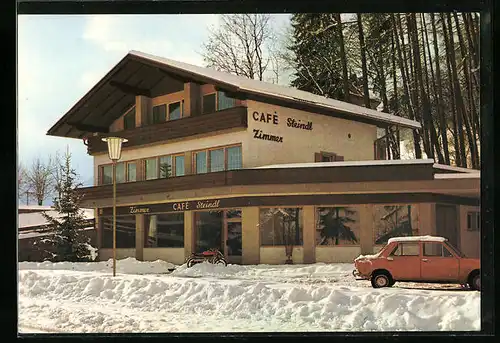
[18,258,480,333]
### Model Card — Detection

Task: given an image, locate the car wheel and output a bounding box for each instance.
[371,273,391,288]
[388,279,396,287]
[471,274,480,291]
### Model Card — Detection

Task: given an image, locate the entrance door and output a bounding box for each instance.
[194,209,242,264]
[436,205,459,248]
[224,209,242,264]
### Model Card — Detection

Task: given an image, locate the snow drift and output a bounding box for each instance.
[18,259,480,333]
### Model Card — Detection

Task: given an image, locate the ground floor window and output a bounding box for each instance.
[101,215,136,248]
[373,204,419,245]
[145,213,184,248]
[315,206,360,246]
[259,208,303,246]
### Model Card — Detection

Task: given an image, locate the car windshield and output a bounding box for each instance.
[445,241,466,258]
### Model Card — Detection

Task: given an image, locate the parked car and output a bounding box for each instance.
[353,236,480,290]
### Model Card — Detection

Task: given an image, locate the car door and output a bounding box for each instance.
[420,242,459,281]
[386,242,421,281]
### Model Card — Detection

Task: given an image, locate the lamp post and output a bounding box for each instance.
[101,137,128,277]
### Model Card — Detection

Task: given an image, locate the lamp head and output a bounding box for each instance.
[101,137,128,161]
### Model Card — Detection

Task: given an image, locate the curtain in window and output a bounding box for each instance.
[195,151,207,174]
[145,158,158,180]
[116,162,125,183]
[227,146,242,170]
[127,163,136,182]
[168,102,182,120]
[175,155,185,176]
[217,91,235,111]
[209,149,225,172]
[102,165,112,185]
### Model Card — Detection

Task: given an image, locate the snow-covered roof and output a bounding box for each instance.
[18,205,53,212]
[18,227,95,240]
[18,209,95,229]
[434,173,481,179]
[128,50,421,130]
[253,159,435,170]
[432,163,480,174]
[387,236,447,244]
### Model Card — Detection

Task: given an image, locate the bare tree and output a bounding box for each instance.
[26,156,54,206]
[201,14,277,82]
[18,163,33,205]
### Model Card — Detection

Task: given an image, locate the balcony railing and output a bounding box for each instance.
[78,163,436,202]
[86,106,248,154]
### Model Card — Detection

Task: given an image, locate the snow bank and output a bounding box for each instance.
[19,257,175,275]
[172,262,355,282]
[18,265,481,332]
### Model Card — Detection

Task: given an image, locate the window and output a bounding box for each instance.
[202,93,216,114]
[315,151,344,162]
[145,213,184,248]
[209,149,224,172]
[423,243,443,256]
[159,156,173,178]
[195,151,208,174]
[123,106,136,130]
[195,210,223,253]
[467,211,480,231]
[194,145,242,174]
[151,104,167,124]
[144,158,158,180]
[316,207,360,246]
[217,91,235,111]
[101,165,112,185]
[102,215,136,248]
[116,163,126,183]
[127,162,137,182]
[168,101,182,120]
[390,243,420,256]
[260,208,303,246]
[175,155,185,176]
[227,146,242,170]
[373,204,420,245]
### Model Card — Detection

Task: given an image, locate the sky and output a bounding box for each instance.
[17,14,292,187]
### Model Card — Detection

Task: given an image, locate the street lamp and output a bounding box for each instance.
[101,136,128,277]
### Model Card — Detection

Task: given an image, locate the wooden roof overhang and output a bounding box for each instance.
[47,52,420,140]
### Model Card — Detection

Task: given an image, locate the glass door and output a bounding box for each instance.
[225,209,242,264]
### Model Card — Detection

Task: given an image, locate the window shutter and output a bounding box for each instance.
[314,153,322,162]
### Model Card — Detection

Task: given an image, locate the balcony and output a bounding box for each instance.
[78,162,436,203]
[86,106,248,155]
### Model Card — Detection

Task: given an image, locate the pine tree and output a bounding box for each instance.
[289,13,347,100]
[38,150,94,262]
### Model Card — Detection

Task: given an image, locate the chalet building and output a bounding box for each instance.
[46,51,480,265]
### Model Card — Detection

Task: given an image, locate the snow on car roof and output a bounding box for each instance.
[387,236,447,243]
